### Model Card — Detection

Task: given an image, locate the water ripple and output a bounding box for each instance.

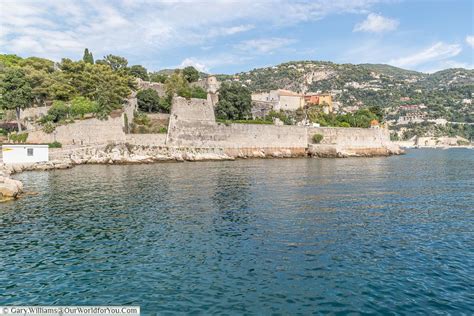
[1,149,473,314]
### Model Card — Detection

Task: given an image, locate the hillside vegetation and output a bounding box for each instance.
[217,60,473,139]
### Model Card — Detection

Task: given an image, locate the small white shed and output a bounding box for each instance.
[2,144,49,164]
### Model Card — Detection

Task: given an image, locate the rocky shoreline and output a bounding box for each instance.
[0,142,404,201]
[308,143,404,158]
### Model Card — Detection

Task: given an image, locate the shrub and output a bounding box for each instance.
[9,132,28,143]
[149,72,167,83]
[339,122,351,127]
[42,122,55,133]
[133,111,150,125]
[190,86,207,99]
[48,141,62,148]
[312,133,324,144]
[457,140,470,146]
[268,110,292,125]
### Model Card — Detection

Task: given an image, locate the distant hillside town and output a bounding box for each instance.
[216,61,473,141]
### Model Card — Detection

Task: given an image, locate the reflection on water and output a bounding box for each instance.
[1,149,473,314]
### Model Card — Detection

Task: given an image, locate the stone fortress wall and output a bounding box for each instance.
[26,96,138,146]
[24,95,396,157]
[307,127,391,148]
[166,97,308,148]
[27,116,127,145]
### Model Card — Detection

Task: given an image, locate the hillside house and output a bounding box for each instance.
[251,89,304,111]
[304,93,333,113]
[251,90,333,114]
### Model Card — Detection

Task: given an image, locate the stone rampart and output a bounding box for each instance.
[308,127,390,147]
[136,79,166,97]
[167,120,307,148]
[170,97,215,122]
[24,94,399,158]
[125,134,167,146]
[27,116,126,145]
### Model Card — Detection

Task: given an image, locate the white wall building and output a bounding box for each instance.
[251,89,304,111]
[2,144,49,164]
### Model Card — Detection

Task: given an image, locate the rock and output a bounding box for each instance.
[0,176,23,200]
[53,162,72,169]
[128,155,154,163]
[251,150,266,158]
[308,144,340,158]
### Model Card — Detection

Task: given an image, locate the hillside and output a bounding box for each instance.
[215,61,473,139]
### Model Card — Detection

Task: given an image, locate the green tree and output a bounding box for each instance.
[191,86,207,99]
[96,54,128,71]
[70,96,98,118]
[129,65,148,80]
[137,88,161,113]
[0,68,33,131]
[215,82,251,120]
[0,54,22,68]
[368,105,384,121]
[19,57,55,105]
[182,66,199,83]
[82,48,94,64]
[45,100,70,123]
[149,72,167,83]
[50,59,132,116]
[165,71,191,98]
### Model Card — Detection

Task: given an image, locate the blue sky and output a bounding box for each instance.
[0,0,473,74]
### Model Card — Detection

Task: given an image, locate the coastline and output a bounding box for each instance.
[1,142,404,201]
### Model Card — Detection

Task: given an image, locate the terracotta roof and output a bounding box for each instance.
[370,119,379,126]
[277,89,302,97]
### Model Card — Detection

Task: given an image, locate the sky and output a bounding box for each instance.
[0,0,473,74]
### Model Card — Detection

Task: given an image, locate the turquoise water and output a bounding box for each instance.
[1,149,473,314]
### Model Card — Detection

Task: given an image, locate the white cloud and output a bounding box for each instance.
[235,38,296,53]
[210,24,255,37]
[466,35,474,48]
[353,13,399,33]
[389,42,462,68]
[175,53,253,73]
[419,60,474,73]
[0,0,384,64]
[178,58,209,73]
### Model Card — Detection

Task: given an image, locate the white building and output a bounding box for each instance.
[251,89,304,111]
[2,144,49,164]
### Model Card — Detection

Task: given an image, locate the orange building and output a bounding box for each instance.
[304,93,333,113]
[370,119,380,128]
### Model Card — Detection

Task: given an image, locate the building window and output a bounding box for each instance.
[27,148,34,156]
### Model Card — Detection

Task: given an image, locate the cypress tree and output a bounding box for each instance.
[82,48,94,64]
